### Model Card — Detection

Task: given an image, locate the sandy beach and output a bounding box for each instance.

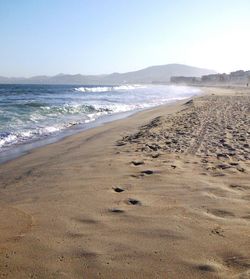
[0,86,249,279]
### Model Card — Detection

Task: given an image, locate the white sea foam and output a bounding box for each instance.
[42,126,61,134]
[0,134,17,148]
[74,84,146,93]
[75,86,112,92]
[0,84,201,152]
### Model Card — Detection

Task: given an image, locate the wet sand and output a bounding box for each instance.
[0,87,249,278]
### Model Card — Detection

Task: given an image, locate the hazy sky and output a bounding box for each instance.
[1,0,250,77]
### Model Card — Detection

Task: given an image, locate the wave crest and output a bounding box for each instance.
[74,84,145,93]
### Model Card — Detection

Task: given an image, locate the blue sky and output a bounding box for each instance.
[1,0,250,76]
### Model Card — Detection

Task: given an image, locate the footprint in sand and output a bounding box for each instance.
[127,198,141,206]
[223,254,250,269]
[229,184,249,191]
[113,187,125,193]
[0,206,33,243]
[131,160,144,166]
[141,170,154,175]
[207,209,235,218]
[211,172,226,177]
[242,195,250,201]
[151,153,160,158]
[190,261,223,274]
[197,264,219,272]
[109,208,124,213]
[216,163,232,170]
[73,217,99,225]
[66,232,85,238]
[242,214,250,220]
[130,174,142,179]
[73,248,98,260]
[211,226,225,237]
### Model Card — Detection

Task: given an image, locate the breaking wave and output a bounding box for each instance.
[74,84,146,93]
[0,84,201,152]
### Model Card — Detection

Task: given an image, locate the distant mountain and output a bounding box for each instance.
[0,64,216,85]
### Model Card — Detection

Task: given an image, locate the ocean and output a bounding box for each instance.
[0,84,200,161]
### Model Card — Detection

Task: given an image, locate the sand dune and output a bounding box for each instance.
[0,87,249,278]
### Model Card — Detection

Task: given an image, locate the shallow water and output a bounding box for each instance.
[0,84,200,156]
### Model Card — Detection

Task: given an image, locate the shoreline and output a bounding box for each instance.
[0,92,197,165]
[0,108,138,165]
[0,86,249,279]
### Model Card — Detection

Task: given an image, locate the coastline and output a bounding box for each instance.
[0,88,198,165]
[0,108,141,165]
[0,83,200,165]
[0,86,249,278]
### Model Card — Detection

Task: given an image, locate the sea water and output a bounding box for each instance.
[0,84,200,158]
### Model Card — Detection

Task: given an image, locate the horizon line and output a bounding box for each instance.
[0,63,217,79]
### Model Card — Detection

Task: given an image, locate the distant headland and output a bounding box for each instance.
[0,64,215,85]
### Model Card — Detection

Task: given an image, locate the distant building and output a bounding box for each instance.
[170,76,200,84]
[171,70,250,85]
[201,73,230,83]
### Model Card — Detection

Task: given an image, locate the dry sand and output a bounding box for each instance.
[0,87,249,279]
